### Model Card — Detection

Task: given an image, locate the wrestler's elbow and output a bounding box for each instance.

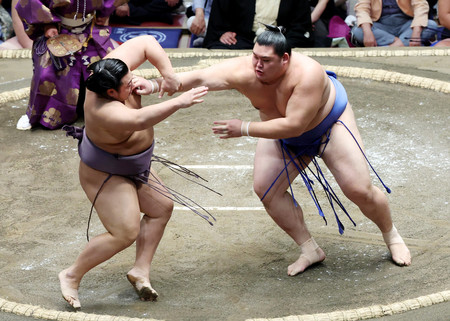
[282,120,306,138]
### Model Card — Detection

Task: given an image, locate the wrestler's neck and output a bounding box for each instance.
[101,94,125,104]
[258,66,289,86]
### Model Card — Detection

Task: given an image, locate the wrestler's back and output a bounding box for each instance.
[83,90,155,156]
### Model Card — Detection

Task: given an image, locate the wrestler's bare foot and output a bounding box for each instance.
[382,226,411,266]
[287,238,326,276]
[388,243,411,266]
[58,269,81,309]
[127,271,158,301]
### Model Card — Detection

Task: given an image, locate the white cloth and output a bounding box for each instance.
[253,0,281,35]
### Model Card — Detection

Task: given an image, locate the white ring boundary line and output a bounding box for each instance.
[0,290,448,321]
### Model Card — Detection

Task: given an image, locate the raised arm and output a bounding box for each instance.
[105,35,180,95]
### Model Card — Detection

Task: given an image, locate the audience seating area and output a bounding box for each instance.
[109,13,194,48]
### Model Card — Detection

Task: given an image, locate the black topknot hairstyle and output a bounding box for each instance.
[86,58,129,99]
[256,22,291,57]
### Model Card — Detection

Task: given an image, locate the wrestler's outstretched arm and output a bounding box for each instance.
[135,56,247,97]
[105,35,180,96]
[93,87,209,132]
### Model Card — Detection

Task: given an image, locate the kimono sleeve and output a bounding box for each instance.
[15,0,60,39]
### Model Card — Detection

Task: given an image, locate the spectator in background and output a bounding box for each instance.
[112,0,183,25]
[434,0,450,46]
[426,0,437,19]
[203,0,314,49]
[0,0,13,43]
[15,0,124,130]
[351,0,438,47]
[335,0,349,19]
[186,0,212,47]
[310,0,339,47]
[0,0,32,49]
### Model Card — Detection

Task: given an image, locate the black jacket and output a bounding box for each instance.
[204,0,314,49]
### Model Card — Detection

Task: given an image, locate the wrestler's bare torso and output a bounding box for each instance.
[82,35,184,157]
[235,52,335,135]
[84,86,154,156]
[187,48,336,138]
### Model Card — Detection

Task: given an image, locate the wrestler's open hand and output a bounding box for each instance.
[212,119,242,139]
[176,86,208,108]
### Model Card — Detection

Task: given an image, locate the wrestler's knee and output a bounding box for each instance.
[117,228,140,248]
[142,196,173,223]
[116,217,141,246]
[341,181,374,205]
[253,179,269,202]
[160,200,173,223]
[254,180,281,209]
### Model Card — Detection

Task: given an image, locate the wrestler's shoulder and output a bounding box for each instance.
[291,52,321,67]
[214,55,254,82]
[290,54,324,77]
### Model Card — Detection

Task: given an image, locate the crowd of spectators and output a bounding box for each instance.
[1,0,448,51]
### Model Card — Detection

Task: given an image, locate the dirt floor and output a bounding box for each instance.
[0,48,449,321]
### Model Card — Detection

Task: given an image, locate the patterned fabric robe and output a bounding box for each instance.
[16,0,126,129]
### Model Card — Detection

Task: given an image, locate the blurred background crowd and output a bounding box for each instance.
[1,0,448,51]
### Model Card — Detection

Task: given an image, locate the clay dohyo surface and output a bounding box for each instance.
[0,51,449,321]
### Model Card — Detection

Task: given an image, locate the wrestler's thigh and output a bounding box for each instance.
[137,168,174,219]
[321,104,372,189]
[253,138,302,197]
[79,161,141,234]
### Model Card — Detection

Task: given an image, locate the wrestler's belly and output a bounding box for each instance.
[305,77,337,131]
[89,128,154,156]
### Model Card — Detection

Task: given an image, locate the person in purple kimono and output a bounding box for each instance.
[15,0,126,130]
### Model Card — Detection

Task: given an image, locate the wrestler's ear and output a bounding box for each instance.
[106,88,118,99]
[282,53,289,65]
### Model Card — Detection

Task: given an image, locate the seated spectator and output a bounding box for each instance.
[351,0,438,47]
[111,0,183,25]
[347,0,358,16]
[434,0,450,46]
[334,0,349,19]
[0,0,32,49]
[203,0,314,49]
[310,0,339,47]
[427,0,437,19]
[186,0,212,47]
[0,0,13,44]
